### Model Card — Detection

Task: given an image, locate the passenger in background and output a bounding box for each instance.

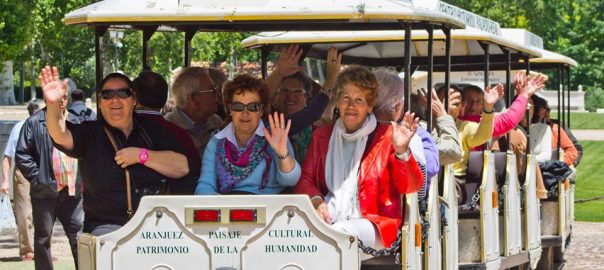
[207,67,229,120]
[543,106,578,167]
[196,75,301,195]
[133,71,201,194]
[460,72,548,148]
[165,67,224,158]
[522,95,573,198]
[68,89,96,122]
[425,86,463,165]
[266,45,334,163]
[524,95,553,162]
[438,83,503,203]
[374,68,438,200]
[41,67,192,236]
[1,99,45,262]
[295,65,424,250]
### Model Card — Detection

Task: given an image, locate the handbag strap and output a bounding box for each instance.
[103,127,134,219]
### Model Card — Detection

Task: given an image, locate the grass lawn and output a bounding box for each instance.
[550,112,604,130]
[574,141,604,222]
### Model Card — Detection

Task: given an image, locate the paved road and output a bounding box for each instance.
[573,130,604,141]
[0,221,602,269]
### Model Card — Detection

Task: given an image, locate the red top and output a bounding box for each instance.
[294,124,424,247]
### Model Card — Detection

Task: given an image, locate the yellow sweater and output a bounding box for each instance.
[453,113,494,176]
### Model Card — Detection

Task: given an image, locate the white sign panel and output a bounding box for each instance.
[412,0,501,36]
[82,196,359,270]
[111,208,212,270]
[241,207,349,270]
[501,29,544,50]
[411,70,514,91]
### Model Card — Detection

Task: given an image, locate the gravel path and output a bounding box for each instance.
[0,221,602,269]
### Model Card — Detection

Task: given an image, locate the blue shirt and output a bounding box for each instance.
[416,126,439,180]
[195,121,301,195]
[4,120,25,158]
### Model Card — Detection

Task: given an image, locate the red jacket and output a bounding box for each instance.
[294,124,424,247]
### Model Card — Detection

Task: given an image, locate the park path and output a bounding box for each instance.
[573,130,604,141]
[0,221,603,269]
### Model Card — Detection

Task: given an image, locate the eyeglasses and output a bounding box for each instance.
[196,86,218,95]
[99,88,133,100]
[279,88,306,95]
[229,102,263,112]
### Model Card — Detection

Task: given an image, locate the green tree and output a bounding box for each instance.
[0,0,35,104]
[445,0,604,111]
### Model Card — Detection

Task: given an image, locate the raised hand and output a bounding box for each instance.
[391,112,419,155]
[514,71,528,97]
[421,88,447,117]
[276,45,304,78]
[264,111,292,156]
[483,83,504,112]
[323,47,342,91]
[527,73,548,96]
[38,66,68,105]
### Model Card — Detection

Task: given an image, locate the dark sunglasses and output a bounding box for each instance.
[229,102,263,112]
[99,88,133,100]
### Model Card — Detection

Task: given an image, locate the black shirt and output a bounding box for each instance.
[55,114,200,232]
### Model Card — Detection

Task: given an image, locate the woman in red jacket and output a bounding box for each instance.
[294,65,424,250]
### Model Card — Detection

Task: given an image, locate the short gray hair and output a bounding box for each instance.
[374,68,404,114]
[171,67,210,109]
[27,99,45,116]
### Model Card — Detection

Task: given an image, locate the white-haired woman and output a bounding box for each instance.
[373,68,439,199]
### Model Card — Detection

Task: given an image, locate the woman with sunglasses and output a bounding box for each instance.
[294,65,424,250]
[195,74,301,195]
[40,67,196,236]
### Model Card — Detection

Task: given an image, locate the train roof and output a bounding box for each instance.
[63,0,466,31]
[240,29,542,67]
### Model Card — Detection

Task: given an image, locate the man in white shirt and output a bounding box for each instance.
[1,99,45,261]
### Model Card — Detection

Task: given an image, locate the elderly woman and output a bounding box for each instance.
[196,75,301,195]
[40,67,198,236]
[294,65,424,250]
[373,68,439,200]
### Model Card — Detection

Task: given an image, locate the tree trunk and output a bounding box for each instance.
[0,61,16,105]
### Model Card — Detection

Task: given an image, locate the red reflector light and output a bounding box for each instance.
[194,209,221,222]
[230,209,257,222]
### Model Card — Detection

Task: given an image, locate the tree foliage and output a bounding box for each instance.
[3,0,604,109]
[0,0,35,62]
[445,0,604,111]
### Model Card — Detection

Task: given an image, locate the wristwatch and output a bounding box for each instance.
[139,148,149,165]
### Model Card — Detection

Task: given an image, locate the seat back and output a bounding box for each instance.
[459,151,484,216]
[493,152,508,187]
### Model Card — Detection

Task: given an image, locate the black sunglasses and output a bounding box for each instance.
[99,88,133,100]
[229,102,263,112]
